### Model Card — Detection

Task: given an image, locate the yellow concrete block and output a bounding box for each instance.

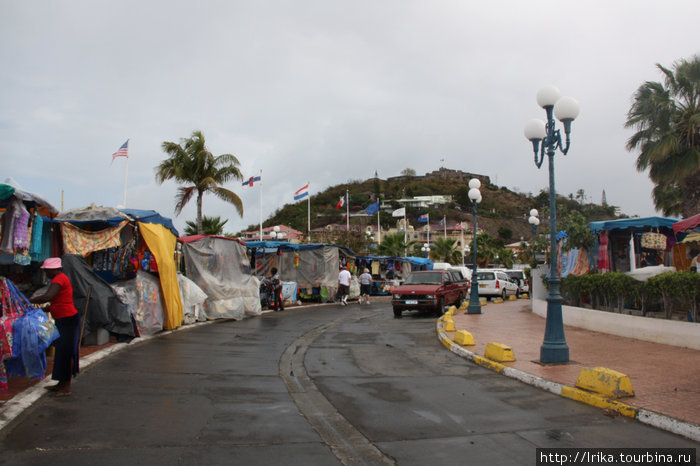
[479,297,488,305]
[484,342,515,362]
[443,318,456,331]
[492,298,504,304]
[509,295,517,301]
[459,301,468,310]
[454,330,475,346]
[446,305,457,316]
[575,367,635,398]
[520,293,529,299]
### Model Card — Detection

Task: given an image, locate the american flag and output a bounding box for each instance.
[111,140,129,163]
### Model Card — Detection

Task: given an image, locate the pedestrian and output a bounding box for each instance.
[270,267,284,311]
[359,268,372,305]
[690,250,700,273]
[29,257,79,397]
[338,264,351,305]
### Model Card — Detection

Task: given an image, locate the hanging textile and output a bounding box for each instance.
[0,197,23,254]
[570,249,591,276]
[61,220,129,256]
[597,231,610,273]
[138,222,183,331]
[29,213,44,258]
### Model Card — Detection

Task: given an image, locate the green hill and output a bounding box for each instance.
[241,167,619,249]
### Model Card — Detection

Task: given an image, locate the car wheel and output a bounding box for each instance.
[457,293,464,307]
[435,297,445,316]
[516,289,521,299]
[393,308,402,318]
[501,289,507,300]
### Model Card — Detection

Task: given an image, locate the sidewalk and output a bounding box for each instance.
[438,298,700,442]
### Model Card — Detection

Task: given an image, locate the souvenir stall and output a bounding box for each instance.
[589,217,679,275]
[179,235,261,320]
[671,212,700,271]
[245,241,356,303]
[353,255,433,295]
[0,180,60,392]
[53,206,183,338]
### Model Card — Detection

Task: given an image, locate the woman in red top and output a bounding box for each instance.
[30,257,80,396]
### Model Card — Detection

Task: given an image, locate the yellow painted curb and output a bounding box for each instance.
[454,330,475,346]
[509,295,517,301]
[492,298,504,304]
[561,386,638,418]
[473,355,506,373]
[485,342,515,362]
[444,318,456,331]
[575,367,635,398]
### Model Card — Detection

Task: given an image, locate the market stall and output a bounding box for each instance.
[179,235,261,319]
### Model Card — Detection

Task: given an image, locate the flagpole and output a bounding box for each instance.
[259,169,263,241]
[345,189,349,232]
[443,215,446,239]
[427,214,430,246]
[403,206,407,257]
[122,149,129,207]
[307,181,310,243]
[377,209,381,245]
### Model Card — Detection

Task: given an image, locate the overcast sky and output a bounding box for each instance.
[2,1,698,235]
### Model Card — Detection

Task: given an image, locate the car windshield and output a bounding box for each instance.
[506,271,523,279]
[476,272,495,281]
[404,272,443,285]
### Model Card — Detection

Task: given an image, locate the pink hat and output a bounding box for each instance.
[41,257,62,269]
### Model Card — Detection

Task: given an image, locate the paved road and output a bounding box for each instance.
[1,302,697,465]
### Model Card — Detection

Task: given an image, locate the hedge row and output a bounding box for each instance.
[552,271,700,322]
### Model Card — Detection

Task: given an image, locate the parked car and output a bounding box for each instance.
[505,269,529,296]
[391,270,468,318]
[474,269,519,300]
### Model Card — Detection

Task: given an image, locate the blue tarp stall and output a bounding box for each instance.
[245,241,356,302]
[588,217,679,272]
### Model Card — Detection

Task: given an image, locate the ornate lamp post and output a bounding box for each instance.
[421,243,430,257]
[467,178,482,315]
[524,86,579,363]
[528,209,540,238]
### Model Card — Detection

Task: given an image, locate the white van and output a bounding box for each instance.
[432,262,472,281]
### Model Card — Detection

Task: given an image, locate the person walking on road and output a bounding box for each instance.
[29,257,80,397]
[338,265,351,305]
[359,268,372,304]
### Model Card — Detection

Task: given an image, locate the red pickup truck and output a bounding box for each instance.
[391,270,468,318]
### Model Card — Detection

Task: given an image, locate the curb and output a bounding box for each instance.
[436,319,700,443]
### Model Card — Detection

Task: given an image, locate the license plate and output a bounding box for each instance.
[479,284,486,288]
[405,300,418,305]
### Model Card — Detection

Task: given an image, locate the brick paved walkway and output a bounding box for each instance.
[447,299,700,426]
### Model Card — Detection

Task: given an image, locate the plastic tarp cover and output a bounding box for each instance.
[278,246,339,289]
[182,236,262,320]
[178,273,208,323]
[62,254,134,337]
[139,222,183,330]
[112,270,164,336]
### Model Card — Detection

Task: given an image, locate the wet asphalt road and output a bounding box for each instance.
[1,301,697,465]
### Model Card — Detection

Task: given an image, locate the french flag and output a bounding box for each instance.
[294,183,309,201]
[242,175,261,187]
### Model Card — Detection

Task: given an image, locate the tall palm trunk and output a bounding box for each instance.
[680,170,700,218]
[196,190,204,234]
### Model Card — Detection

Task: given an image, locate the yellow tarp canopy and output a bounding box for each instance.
[138,222,183,330]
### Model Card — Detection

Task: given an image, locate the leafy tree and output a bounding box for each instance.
[625,55,700,217]
[497,227,513,243]
[183,216,228,236]
[430,237,463,264]
[474,232,499,267]
[494,247,515,269]
[560,211,595,252]
[156,130,243,234]
[400,168,416,176]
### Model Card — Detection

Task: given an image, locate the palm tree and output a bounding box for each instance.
[183,216,228,236]
[625,55,700,217]
[155,130,244,234]
[377,232,413,257]
[430,237,462,264]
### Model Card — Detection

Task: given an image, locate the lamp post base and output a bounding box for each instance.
[539,292,569,363]
[467,286,481,314]
[540,342,569,364]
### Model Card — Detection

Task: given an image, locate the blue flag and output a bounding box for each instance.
[365,201,379,215]
[417,214,428,223]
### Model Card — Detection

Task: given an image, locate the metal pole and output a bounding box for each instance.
[467,200,481,314]
[540,121,569,363]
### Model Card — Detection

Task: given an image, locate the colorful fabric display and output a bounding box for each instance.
[61,220,129,256]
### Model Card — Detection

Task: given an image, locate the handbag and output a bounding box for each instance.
[641,232,666,250]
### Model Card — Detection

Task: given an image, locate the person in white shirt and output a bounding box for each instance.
[338,265,352,305]
[359,268,372,304]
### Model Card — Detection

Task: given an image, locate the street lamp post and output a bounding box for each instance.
[528,209,540,238]
[524,86,580,364]
[421,243,430,257]
[467,178,482,314]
